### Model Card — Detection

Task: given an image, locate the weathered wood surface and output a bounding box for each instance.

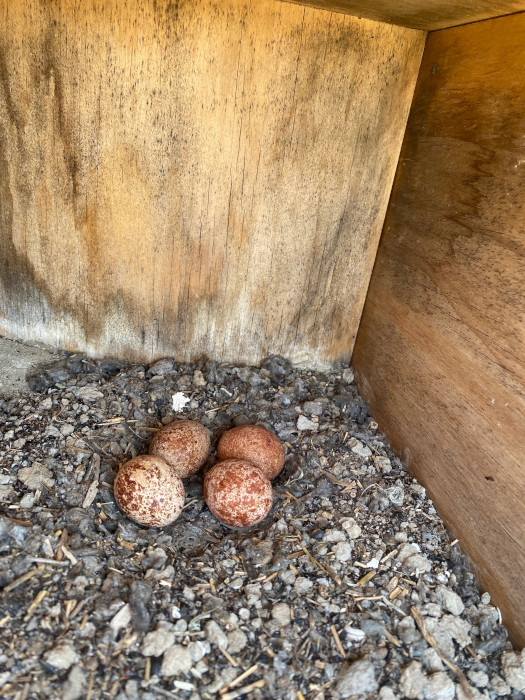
[283,0,525,30]
[0,0,423,365]
[353,13,525,646]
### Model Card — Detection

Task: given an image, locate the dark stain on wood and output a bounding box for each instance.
[0,0,423,362]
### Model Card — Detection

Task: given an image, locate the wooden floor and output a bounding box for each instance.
[353,13,525,646]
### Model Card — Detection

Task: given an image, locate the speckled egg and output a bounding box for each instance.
[114,455,185,527]
[203,459,273,527]
[148,420,210,479]
[217,424,285,479]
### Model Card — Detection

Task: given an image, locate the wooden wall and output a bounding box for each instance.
[353,13,525,646]
[0,0,423,365]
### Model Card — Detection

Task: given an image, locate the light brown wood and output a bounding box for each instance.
[0,0,423,366]
[353,13,525,646]
[282,0,525,31]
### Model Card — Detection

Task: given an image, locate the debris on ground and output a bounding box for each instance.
[0,345,521,699]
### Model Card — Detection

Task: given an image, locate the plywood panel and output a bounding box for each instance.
[353,13,525,645]
[0,0,424,365]
[283,0,525,31]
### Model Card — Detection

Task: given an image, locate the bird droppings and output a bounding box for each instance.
[0,342,521,700]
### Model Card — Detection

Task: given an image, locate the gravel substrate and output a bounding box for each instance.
[0,348,523,700]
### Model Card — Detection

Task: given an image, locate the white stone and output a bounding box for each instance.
[342,368,355,383]
[323,529,347,543]
[350,440,372,458]
[297,415,318,431]
[17,462,55,490]
[333,542,353,562]
[193,370,206,386]
[205,620,228,649]
[188,641,208,663]
[227,629,248,654]
[456,684,489,700]
[489,674,511,696]
[397,543,432,574]
[439,615,472,649]
[43,641,79,671]
[468,671,488,688]
[161,645,193,677]
[63,666,87,700]
[109,603,132,636]
[141,624,176,657]
[376,456,392,473]
[379,687,399,700]
[400,661,426,699]
[74,386,104,401]
[272,603,291,626]
[341,518,362,539]
[424,671,455,700]
[422,647,444,672]
[424,619,455,658]
[336,658,378,697]
[19,493,35,508]
[294,577,313,595]
[501,650,525,692]
[344,626,366,643]
[435,584,465,616]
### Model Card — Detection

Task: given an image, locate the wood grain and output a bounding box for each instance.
[353,13,525,646]
[0,0,424,365]
[282,0,525,31]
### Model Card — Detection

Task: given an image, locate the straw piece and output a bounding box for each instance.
[411,607,473,699]
[219,664,259,695]
[221,679,265,700]
[330,624,346,658]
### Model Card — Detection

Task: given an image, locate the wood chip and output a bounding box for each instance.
[357,570,376,586]
[3,569,41,593]
[60,545,78,565]
[221,679,265,700]
[220,647,239,667]
[25,590,47,619]
[330,624,346,658]
[56,529,68,561]
[219,664,259,695]
[298,541,342,585]
[85,673,95,700]
[389,585,404,600]
[82,455,101,508]
[319,469,357,492]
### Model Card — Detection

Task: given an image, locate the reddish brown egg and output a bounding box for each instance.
[114,455,185,527]
[148,420,210,479]
[217,424,285,479]
[203,459,273,528]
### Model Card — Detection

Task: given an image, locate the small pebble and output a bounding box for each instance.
[205,620,229,650]
[43,642,79,671]
[336,657,378,697]
[272,602,292,626]
[294,577,314,595]
[161,645,193,677]
[333,541,353,562]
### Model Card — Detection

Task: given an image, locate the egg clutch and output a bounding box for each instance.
[113,421,285,528]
